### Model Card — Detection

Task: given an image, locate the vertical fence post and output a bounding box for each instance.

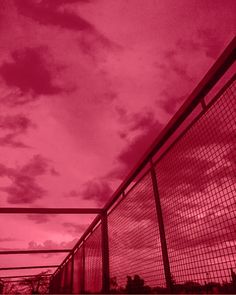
[150,160,173,292]
[49,275,54,294]
[81,243,85,293]
[70,255,74,294]
[101,210,110,293]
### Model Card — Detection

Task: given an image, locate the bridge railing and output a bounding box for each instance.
[50,37,236,294]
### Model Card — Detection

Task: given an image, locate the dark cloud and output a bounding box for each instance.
[0,47,61,96]
[21,154,49,177]
[80,179,113,205]
[108,110,163,179]
[2,175,46,204]
[128,112,156,132]
[0,114,34,148]
[0,114,34,133]
[50,168,60,176]
[13,0,94,32]
[0,133,29,148]
[0,155,51,204]
[118,120,163,169]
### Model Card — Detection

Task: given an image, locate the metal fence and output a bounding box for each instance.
[50,38,236,294]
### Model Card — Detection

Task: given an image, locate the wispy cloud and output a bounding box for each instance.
[28,239,76,250]
[13,0,94,32]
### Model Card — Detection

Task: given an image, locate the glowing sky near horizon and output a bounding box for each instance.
[0,0,235,277]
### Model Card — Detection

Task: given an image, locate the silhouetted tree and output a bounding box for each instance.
[110,276,119,293]
[3,282,25,294]
[125,275,151,294]
[18,272,50,294]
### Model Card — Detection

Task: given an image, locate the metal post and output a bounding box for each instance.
[101,211,110,293]
[81,243,85,293]
[70,255,74,294]
[150,160,173,292]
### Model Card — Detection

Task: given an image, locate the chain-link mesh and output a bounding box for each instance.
[73,246,83,294]
[108,172,165,292]
[64,259,72,293]
[155,80,236,290]
[84,224,102,293]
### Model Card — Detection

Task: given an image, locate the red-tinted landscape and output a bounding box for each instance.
[0,0,235,294]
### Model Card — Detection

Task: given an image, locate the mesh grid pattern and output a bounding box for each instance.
[108,172,165,290]
[59,265,66,294]
[155,80,236,285]
[84,224,102,293]
[64,259,72,293]
[73,247,83,294]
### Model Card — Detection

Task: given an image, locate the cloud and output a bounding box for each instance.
[128,112,157,132]
[0,114,35,148]
[27,214,51,224]
[0,133,30,148]
[0,154,52,204]
[28,239,76,250]
[158,93,185,115]
[67,179,113,205]
[13,0,94,32]
[0,47,61,96]
[117,120,163,170]
[21,154,49,177]
[62,222,88,235]
[50,168,60,176]
[0,114,34,132]
[0,237,17,242]
[80,179,113,205]
[2,175,46,204]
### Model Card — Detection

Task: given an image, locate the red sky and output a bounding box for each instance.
[0,0,235,277]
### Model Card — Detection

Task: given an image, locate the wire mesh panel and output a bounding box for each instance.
[55,271,61,294]
[59,266,66,294]
[155,79,236,290]
[108,172,165,292]
[84,224,102,293]
[73,247,84,294]
[64,259,72,293]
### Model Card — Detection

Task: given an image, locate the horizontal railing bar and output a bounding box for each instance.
[0,249,72,255]
[0,265,59,271]
[0,207,102,214]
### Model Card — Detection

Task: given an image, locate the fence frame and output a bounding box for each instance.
[0,37,235,293]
